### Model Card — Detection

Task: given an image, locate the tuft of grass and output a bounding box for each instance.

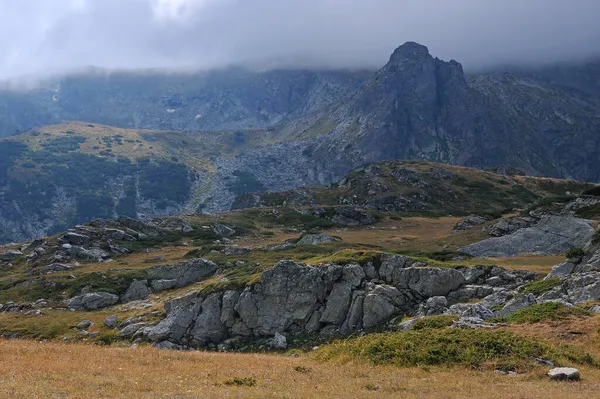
[575,204,600,219]
[593,228,600,244]
[491,302,591,324]
[294,365,311,373]
[222,377,257,387]
[566,248,586,259]
[95,330,122,345]
[314,328,598,371]
[521,278,562,296]
[411,315,458,330]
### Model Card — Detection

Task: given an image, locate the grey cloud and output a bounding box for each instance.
[0,0,599,81]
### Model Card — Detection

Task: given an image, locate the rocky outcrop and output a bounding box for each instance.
[458,216,595,257]
[67,292,119,310]
[452,215,490,233]
[146,259,217,291]
[296,234,341,246]
[141,259,537,350]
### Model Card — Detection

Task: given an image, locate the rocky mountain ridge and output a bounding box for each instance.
[1,42,600,242]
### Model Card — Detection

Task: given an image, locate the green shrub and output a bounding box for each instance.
[95,330,121,345]
[521,278,562,296]
[566,248,586,259]
[314,329,597,371]
[411,315,458,330]
[491,302,590,324]
[575,204,600,219]
[294,365,311,373]
[593,228,600,244]
[222,377,257,387]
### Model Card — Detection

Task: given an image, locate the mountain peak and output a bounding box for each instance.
[388,42,431,65]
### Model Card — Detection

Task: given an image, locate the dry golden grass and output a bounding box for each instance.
[503,316,600,359]
[463,255,565,274]
[0,339,599,399]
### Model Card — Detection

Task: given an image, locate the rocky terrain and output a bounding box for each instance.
[1,42,600,245]
[0,169,599,398]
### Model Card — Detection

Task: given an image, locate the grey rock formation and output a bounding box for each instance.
[330,208,375,227]
[446,303,494,320]
[141,256,540,350]
[212,223,236,238]
[419,296,449,316]
[76,320,93,330]
[147,259,217,291]
[296,234,341,246]
[459,216,594,257]
[494,294,537,317]
[104,315,119,329]
[67,292,119,310]
[0,250,23,261]
[393,267,466,298]
[488,217,535,237]
[547,367,580,381]
[546,261,577,279]
[268,332,288,349]
[121,280,152,302]
[452,215,489,233]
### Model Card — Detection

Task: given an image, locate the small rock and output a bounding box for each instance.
[104,315,118,329]
[76,320,93,330]
[0,250,23,262]
[536,358,555,367]
[547,367,580,381]
[268,332,288,350]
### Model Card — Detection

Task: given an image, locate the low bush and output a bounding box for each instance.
[411,315,458,330]
[566,247,586,259]
[222,377,257,387]
[314,328,597,371]
[521,278,562,296]
[491,302,590,324]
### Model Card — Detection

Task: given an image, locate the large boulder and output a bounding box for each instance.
[67,292,119,310]
[0,250,22,262]
[452,215,489,233]
[297,234,341,246]
[547,367,580,381]
[330,208,375,227]
[235,260,327,335]
[212,223,235,237]
[121,280,152,302]
[392,267,466,298]
[458,216,595,257]
[378,254,415,283]
[362,285,405,329]
[147,259,217,291]
[64,232,90,246]
[189,293,228,346]
[65,245,110,262]
[320,265,365,325]
[488,217,535,237]
[494,294,537,317]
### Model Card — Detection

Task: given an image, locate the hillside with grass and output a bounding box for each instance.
[0,169,599,397]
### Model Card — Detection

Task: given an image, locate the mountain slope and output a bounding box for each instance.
[276,43,600,181]
[0,68,371,138]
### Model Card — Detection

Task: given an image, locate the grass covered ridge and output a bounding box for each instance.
[314,328,598,371]
[492,302,591,324]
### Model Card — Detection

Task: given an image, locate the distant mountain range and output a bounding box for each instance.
[1,42,599,243]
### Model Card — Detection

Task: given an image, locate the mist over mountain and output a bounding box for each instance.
[1,0,600,82]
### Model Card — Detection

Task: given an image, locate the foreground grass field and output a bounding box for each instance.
[0,338,598,399]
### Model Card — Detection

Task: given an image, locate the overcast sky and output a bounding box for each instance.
[0,0,599,80]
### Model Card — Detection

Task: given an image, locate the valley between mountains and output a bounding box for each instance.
[0,42,600,398]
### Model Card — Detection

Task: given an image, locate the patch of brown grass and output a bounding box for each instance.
[1,339,600,398]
